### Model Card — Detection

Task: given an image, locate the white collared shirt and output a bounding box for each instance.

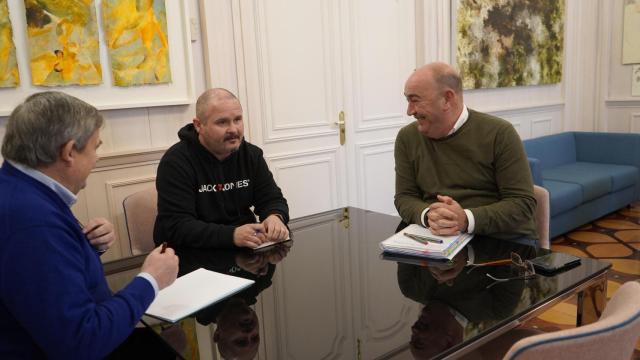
[420,105,476,233]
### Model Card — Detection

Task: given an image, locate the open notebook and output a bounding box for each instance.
[380,224,473,260]
[145,268,255,323]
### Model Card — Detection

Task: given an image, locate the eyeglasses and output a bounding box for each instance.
[485,252,536,288]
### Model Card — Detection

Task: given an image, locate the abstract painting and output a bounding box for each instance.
[456,0,564,89]
[0,0,19,87]
[102,0,172,87]
[623,0,640,64]
[24,0,102,86]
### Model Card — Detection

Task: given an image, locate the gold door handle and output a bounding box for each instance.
[335,111,346,145]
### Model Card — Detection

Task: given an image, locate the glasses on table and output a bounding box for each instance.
[485,252,536,288]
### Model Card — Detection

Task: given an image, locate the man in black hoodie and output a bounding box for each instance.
[154,88,290,249]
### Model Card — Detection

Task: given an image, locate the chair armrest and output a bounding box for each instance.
[528,157,543,186]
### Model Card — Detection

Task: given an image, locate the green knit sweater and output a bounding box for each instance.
[394,109,537,240]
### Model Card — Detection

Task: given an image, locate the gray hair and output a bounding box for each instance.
[195,88,238,123]
[431,65,463,95]
[1,91,103,168]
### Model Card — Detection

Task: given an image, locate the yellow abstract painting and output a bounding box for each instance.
[24,0,102,86]
[102,0,172,86]
[0,0,19,87]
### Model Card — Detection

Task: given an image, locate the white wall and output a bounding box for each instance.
[600,0,640,133]
[0,0,633,260]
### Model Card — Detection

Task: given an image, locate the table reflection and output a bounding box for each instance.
[174,242,291,359]
[395,237,540,359]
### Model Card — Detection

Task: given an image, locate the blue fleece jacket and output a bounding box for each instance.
[0,162,155,359]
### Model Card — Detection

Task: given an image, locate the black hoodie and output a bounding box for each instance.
[153,124,289,248]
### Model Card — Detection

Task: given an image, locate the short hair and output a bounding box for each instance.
[1,91,103,168]
[195,88,238,123]
[434,69,463,95]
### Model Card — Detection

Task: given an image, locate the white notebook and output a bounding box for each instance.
[145,268,254,323]
[380,224,473,260]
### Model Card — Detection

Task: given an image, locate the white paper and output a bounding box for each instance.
[145,268,254,323]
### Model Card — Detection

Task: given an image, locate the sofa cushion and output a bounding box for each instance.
[598,163,639,191]
[542,180,583,216]
[542,162,615,202]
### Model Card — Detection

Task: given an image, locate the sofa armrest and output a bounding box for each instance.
[528,157,543,186]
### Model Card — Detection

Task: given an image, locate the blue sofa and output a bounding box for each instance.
[523,132,640,239]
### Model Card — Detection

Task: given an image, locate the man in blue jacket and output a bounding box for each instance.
[0,91,179,359]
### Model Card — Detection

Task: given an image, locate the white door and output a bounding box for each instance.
[341,0,416,215]
[201,0,415,219]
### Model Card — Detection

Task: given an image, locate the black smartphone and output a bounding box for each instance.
[530,253,581,275]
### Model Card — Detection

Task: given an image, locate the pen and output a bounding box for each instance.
[84,223,101,235]
[160,242,168,254]
[81,223,106,254]
[404,232,444,244]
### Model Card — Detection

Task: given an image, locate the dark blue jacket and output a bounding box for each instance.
[0,162,155,359]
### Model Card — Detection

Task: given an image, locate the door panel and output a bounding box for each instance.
[344,0,416,215]
[236,0,348,218]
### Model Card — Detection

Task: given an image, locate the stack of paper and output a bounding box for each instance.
[380,224,473,260]
[145,268,255,323]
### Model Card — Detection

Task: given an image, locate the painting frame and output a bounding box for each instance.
[0,0,195,116]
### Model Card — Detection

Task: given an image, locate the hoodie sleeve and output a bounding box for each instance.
[154,150,236,248]
[251,148,290,224]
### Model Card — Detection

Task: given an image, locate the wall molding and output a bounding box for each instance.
[92,160,160,174]
[483,101,564,116]
[263,129,339,144]
[264,146,341,161]
[605,98,640,108]
[95,147,166,168]
[630,113,640,132]
[354,139,395,213]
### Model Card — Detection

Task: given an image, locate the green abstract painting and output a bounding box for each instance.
[0,0,19,87]
[102,0,172,87]
[456,0,564,89]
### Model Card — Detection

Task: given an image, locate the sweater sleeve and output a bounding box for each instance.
[468,124,537,238]
[0,226,155,360]
[251,151,289,224]
[155,153,236,248]
[394,126,430,225]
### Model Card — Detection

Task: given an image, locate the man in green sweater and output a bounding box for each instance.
[394,62,537,240]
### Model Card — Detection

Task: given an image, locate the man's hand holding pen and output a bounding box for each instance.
[83,217,116,253]
[142,243,179,290]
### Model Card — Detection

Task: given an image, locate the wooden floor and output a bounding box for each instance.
[523,201,640,358]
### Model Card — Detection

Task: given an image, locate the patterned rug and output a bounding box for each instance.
[523,202,640,358]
